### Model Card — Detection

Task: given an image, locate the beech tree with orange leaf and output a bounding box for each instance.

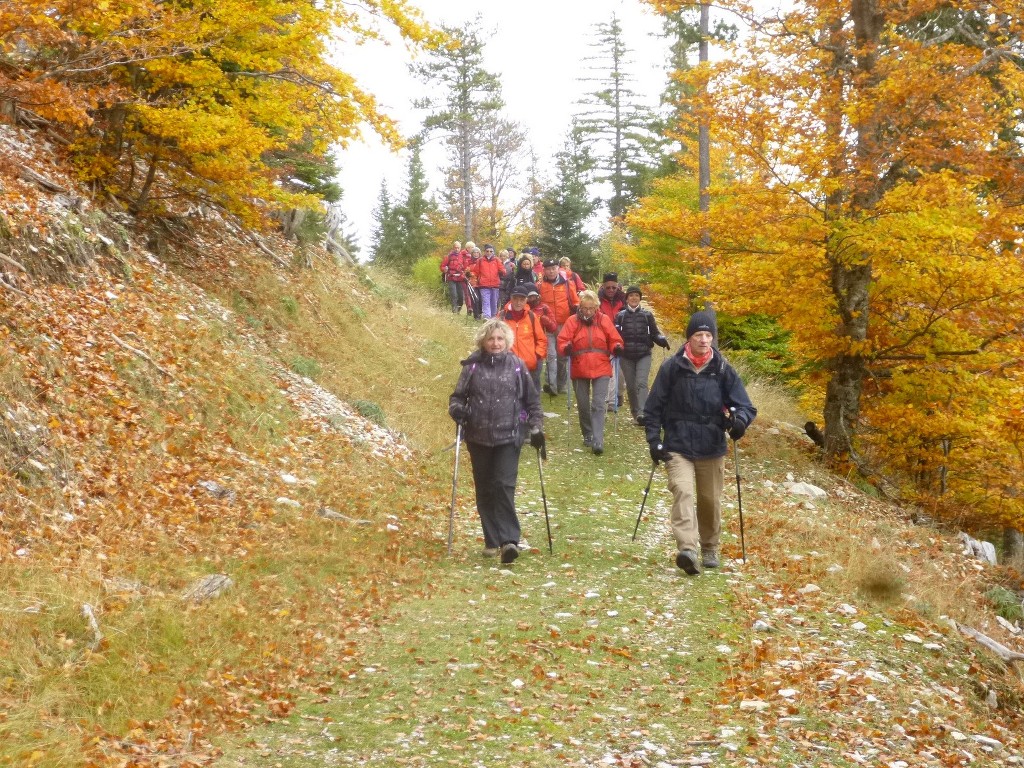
[633,0,1024,531]
[1,0,441,224]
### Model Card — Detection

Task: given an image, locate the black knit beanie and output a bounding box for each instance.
[685,310,717,340]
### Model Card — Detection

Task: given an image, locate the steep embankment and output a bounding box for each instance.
[3,121,1023,768]
[1,123,473,766]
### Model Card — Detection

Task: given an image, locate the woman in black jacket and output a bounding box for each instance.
[499,254,537,311]
[614,286,670,426]
[449,319,546,563]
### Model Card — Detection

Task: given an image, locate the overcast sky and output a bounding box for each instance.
[331,0,673,253]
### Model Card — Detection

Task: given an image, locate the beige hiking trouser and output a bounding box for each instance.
[664,453,725,553]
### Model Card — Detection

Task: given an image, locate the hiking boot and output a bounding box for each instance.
[543,384,556,396]
[675,549,700,575]
[583,435,593,447]
[634,415,645,427]
[482,547,500,557]
[500,542,520,564]
[701,548,720,569]
[592,446,603,456]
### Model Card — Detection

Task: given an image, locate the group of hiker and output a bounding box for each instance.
[449,283,758,570]
[440,241,586,321]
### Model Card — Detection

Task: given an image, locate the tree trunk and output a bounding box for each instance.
[132,152,161,214]
[460,115,472,242]
[698,3,710,253]
[821,0,882,462]
[1005,527,1024,565]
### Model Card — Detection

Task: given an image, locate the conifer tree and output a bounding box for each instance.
[412,18,504,242]
[575,14,658,220]
[397,142,437,271]
[536,127,600,281]
[369,182,405,268]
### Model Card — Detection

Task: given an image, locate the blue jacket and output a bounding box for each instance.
[643,349,756,460]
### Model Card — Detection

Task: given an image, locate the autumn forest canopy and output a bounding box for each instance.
[2,0,1023,535]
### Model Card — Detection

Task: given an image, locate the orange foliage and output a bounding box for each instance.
[0,0,443,223]
[633,0,1024,527]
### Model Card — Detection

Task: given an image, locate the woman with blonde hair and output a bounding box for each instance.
[557,290,623,455]
[449,318,546,563]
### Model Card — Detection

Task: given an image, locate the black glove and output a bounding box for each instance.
[649,443,670,464]
[562,343,573,357]
[720,410,734,431]
[729,421,746,441]
[611,346,622,358]
[530,431,546,451]
[450,403,469,425]
[656,337,670,350]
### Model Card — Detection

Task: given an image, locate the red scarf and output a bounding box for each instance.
[684,342,713,369]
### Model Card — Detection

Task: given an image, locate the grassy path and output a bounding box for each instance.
[218,394,751,766]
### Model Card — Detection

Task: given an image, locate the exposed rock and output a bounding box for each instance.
[958,532,996,565]
[182,574,233,603]
[195,480,236,503]
[317,507,371,525]
[784,481,827,499]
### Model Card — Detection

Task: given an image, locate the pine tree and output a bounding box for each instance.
[536,126,600,282]
[412,18,504,242]
[397,142,437,271]
[369,182,404,267]
[575,14,658,220]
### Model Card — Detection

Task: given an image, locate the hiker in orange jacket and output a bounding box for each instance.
[473,244,506,319]
[557,290,624,455]
[538,258,579,395]
[499,282,547,392]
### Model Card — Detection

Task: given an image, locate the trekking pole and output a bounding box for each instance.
[536,447,553,554]
[733,438,749,565]
[733,405,749,561]
[631,460,659,542]
[447,423,463,554]
[566,357,573,413]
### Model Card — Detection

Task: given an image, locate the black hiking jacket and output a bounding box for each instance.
[614,305,668,360]
[449,350,542,447]
[643,349,756,460]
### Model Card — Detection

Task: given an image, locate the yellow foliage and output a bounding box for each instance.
[634,0,1024,527]
[1,0,443,222]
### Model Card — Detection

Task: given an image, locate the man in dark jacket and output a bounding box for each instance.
[614,286,670,426]
[643,310,756,574]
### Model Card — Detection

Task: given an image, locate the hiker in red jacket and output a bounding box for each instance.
[440,241,468,314]
[465,243,482,320]
[558,290,624,456]
[600,272,628,412]
[559,257,586,293]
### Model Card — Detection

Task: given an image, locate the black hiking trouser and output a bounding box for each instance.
[467,441,523,549]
